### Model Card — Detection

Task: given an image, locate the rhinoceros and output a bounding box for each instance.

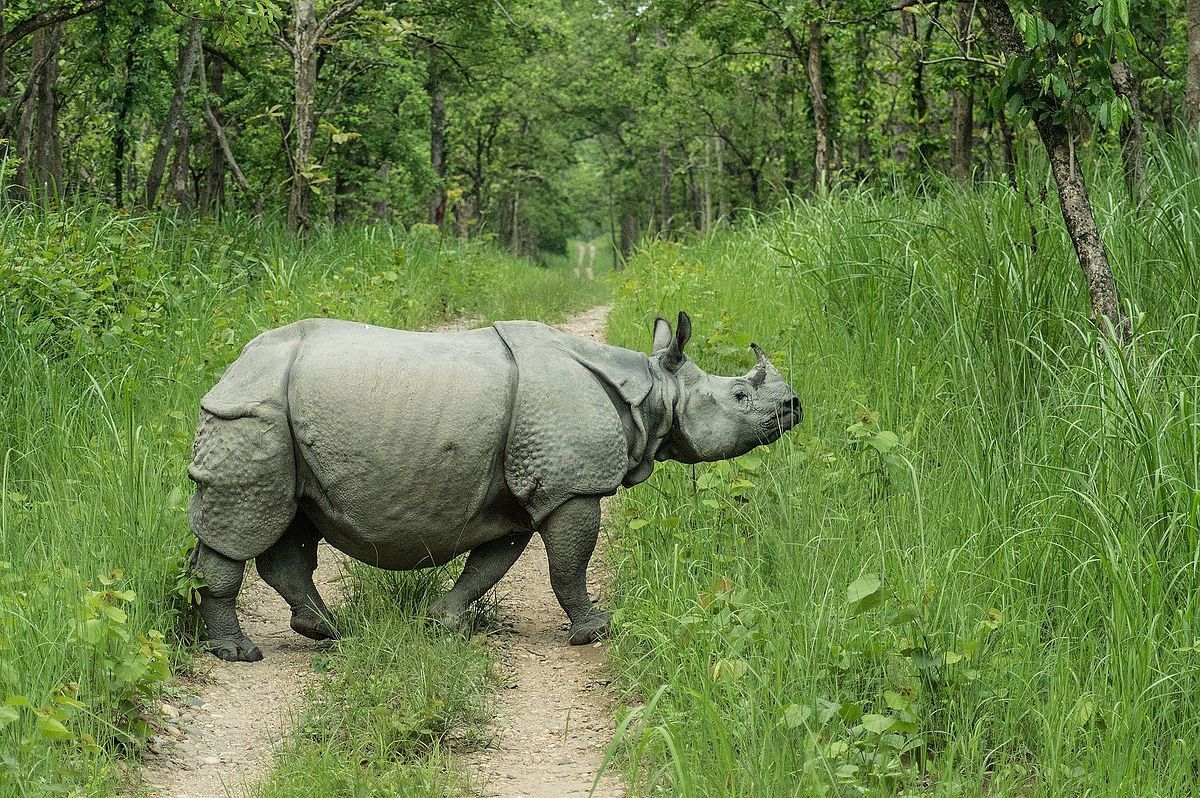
[186,312,801,661]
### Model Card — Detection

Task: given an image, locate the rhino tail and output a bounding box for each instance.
[187,327,302,562]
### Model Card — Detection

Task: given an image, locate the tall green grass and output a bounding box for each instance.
[603,140,1200,796]
[0,205,605,796]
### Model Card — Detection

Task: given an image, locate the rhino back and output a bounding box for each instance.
[286,321,521,568]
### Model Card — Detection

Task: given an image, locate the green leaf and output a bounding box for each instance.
[628,518,649,530]
[781,703,812,729]
[35,714,73,741]
[883,690,912,711]
[846,573,883,616]
[864,430,899,454]
[862,714,895,734]
[0,706,19,726]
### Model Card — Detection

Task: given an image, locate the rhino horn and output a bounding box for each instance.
[746,343,771,388]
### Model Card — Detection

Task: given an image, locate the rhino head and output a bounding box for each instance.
[650,312,801,464]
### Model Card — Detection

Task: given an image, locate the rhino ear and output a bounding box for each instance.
[651,317,673,354]
[661,311,692,372]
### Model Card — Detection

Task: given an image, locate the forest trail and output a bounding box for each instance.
[465,303,624,798]
[141,305,623,798]
[140,548,345,798]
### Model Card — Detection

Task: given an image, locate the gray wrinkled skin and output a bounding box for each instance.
[186,312,801,661]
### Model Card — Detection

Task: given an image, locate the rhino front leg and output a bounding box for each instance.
[255,515,336,642]
[192,542,263,662]
[428,531,533,630]
[540,497,610,645]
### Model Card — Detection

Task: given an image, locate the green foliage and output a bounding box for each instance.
[0,199,605,795]
[996,0,1138,134]
[601,146,1200,796]
[253,567,493,798]
[0,565,170,794]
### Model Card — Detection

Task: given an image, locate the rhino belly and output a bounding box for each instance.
[285,324,526,569]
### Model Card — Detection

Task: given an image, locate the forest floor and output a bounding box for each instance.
[140,548,346,798]
[141,305,623,798]
[464,304,624,798]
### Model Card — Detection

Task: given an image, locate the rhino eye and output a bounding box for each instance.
[733,390,751,406]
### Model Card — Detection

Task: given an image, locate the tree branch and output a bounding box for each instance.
[196,46,250,192]
[313,0,365,42]
[0,0,107,56]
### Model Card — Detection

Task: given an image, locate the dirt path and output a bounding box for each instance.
[465,304,624,798]
[140,551,344,798]
[141,306,623,798]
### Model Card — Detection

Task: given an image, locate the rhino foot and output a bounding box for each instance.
[568,611,611,646]
[426,598,467,633]
[290,608,337,641]
[206,635,264,662]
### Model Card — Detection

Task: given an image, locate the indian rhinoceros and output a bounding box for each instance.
[186,312,801,661]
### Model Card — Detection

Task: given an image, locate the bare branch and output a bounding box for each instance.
[196,47,250,192]
[920,54,1001,68]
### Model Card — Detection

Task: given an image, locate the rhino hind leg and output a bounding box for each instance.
[255,515,337,641]
[540,497,611,645]
[428,531,533,630]
[192,542,263,662]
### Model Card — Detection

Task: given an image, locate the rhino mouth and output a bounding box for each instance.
[763,398,802,440]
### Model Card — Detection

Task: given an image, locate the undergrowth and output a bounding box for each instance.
[602,142,1200,796]
[251,569,494,798]
[0,202,604,796]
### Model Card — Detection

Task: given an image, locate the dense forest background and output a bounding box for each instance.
[2,0,1195,274]
[7,3,1200,796]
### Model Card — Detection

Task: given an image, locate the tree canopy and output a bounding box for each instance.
[1,0,1196,279]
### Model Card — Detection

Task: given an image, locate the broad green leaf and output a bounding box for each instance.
[847,573,883,616]
[781,703,812,729]
[35,714,72,741]
[862,714,895,734]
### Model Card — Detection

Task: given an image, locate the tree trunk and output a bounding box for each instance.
[0,0,7,101]
[371,162,390,222]
[854,28,871,176]
[143,17,202,208]
[998,108,1018,190]
[426,50,447,227]
[13,23,64,199]
[510,189,520,256]
[701,137,712,232]
[714,135,729,221]
[287,0,318,232]
[656,27,672,235]
[980,0,1129,340]
[807,20,830,189]
[1188,0,1200,129]
[1110,58,1147,205]
[949,0,974,179]
[619,211,638,257]
[658,141,672,236]
[200,55,226,212]
[169,117,193,211]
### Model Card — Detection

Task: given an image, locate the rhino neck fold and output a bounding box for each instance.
[622,370,676,487]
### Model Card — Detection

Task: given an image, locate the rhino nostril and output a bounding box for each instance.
[785,397,802,419]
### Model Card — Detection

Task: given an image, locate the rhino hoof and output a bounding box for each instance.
[206,635,263,662]
[568,612,610,646]
[291,609,337,641]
